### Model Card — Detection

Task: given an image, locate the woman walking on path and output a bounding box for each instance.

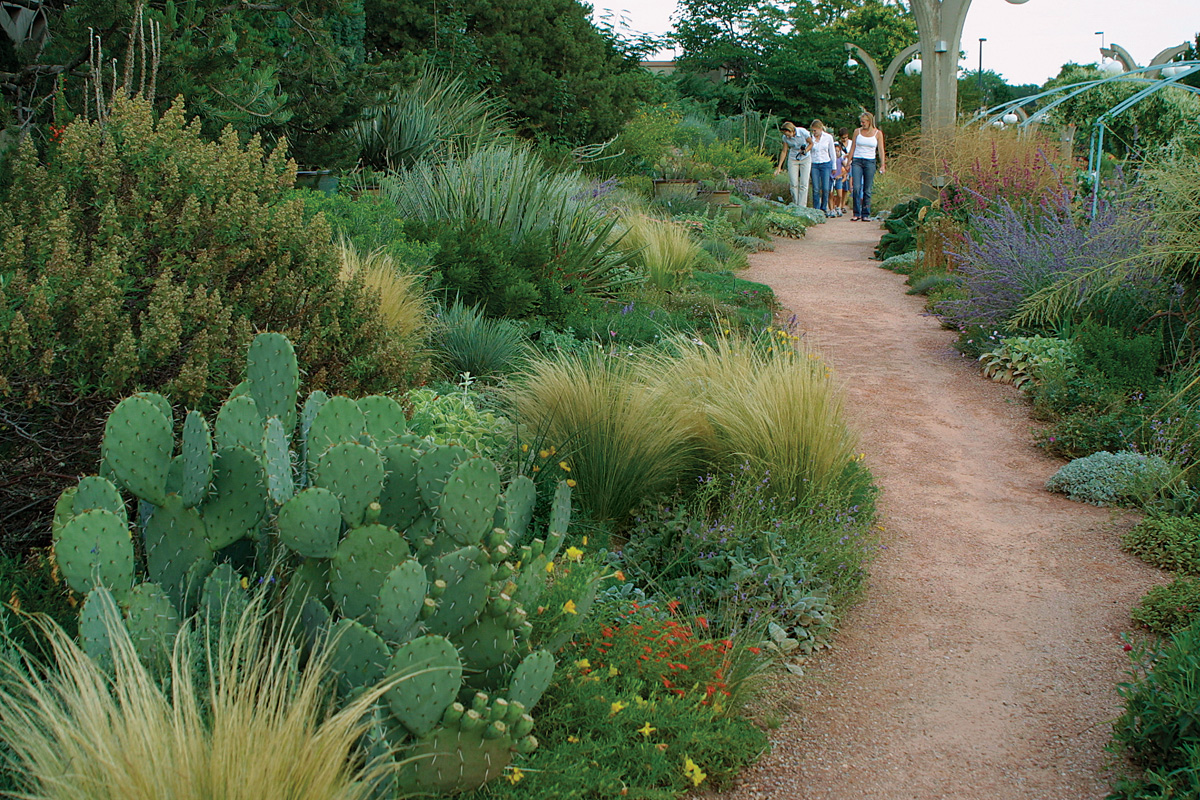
[775,121,813,208]
[843,111,886,221]
[808,119,837,217]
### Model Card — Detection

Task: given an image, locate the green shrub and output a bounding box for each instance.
[691,140,774,180]
[1045,450,1175,506]
[977,335,1075,392]
[1074,321,1163,392]
[765,211,810,238]
[1111,620,1200,799]
[558,296,691,347]
[429,299,531,379]
[875,197,932,260]
[1123,516,1200,575]
[906,275,954,297]
[1132,577,1200,635]
[0,551,77,655]
[299,192,436,268]
[405,385,516,460]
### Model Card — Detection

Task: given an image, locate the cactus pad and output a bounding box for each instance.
[358,395,408,448]
[124,582,181,672]
[202,445,267,549]
[374,559,427,643]
[454,614,515,671]
[331,618,391,692]
[262,416,294,505]
[417,445,470,508]
[507,649,555,712]
[179,411,214,508]
[277,487,342,558]
[200,563,247,623]
[424,546,495,637]
[214,395,263,452]
[330,524,409,621]
[78,586,118,671]
[246,332,299,433]
[437,458,502,546]
[307,396,368,466]
[314,442,385,527]
[55,509,135,598]
[102,395,173,506]
[378,444,425,531]
[548,480,572,537]
[144,495,211,610]
[398,711,515,793]
[72,475,126,519]
[386,634,463,737]
[501,475,537,542]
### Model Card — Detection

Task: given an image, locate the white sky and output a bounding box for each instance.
[593,0,1200,87]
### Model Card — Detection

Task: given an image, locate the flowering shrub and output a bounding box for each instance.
[479,598,769,798]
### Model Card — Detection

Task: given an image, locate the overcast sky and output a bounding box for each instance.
[593,0,1200,87]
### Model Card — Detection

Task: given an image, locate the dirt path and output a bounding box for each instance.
[711,219,1164,800]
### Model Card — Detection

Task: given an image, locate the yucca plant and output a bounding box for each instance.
[430,298,531,381]
[663,332,860,503]
[383,143,638,297]
[353,68,511,171]
[0,593,400,800]
[338,237,430,342]
[617,214,701,291]
[505,351,708,523]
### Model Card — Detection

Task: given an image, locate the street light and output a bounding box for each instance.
[905,58,922,76]
[978,38,987,108]
[846,56,859,72]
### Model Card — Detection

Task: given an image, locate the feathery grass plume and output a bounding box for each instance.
[505,350,708,522]
[338,236,430,342]
[431,298,531,381]
[0,589,399,800]
[663,332,859,503]
[616,214,701,291]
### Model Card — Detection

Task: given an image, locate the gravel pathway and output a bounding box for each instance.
[707,219,1164,800]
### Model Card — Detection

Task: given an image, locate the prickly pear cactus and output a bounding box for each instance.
[52,332,591,795]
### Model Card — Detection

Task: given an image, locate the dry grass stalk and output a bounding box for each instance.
[338,236,430,342]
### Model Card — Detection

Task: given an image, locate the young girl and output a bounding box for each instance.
[830,141,847,217]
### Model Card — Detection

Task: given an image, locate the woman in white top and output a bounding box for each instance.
[841,111,886,221]
[807,119,837,216]
[773,121,812,208]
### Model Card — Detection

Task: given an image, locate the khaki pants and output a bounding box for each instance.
[788,157,812,208]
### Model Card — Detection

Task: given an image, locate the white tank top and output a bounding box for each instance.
[854,130,878,160]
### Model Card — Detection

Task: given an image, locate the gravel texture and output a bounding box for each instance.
[706,218,1165,800]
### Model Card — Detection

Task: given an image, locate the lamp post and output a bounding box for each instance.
[978,37,987,109]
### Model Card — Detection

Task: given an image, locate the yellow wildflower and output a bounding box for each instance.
[565,546,584,562]
[568,735,580,743]
[506,767,524,785]
[240,577,250,590]
[563,599,577,615]
[683,757,707,786]
[575,659,591,669]
[608,665,619,677]
[566,479,577,488]
[638,722,656,738]
[609,700,627,715]
[539,449,550,459]
[549,446,557,455]
[521,443,529,452]
[559,461,570,471]
[545,561,555,574]
[582,536,588,545]
[8,592,19,612]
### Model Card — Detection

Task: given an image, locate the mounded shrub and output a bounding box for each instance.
[1045,450,1174,507]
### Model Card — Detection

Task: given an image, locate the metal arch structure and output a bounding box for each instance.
[1100,42,1191,79]
[843,42,921,122]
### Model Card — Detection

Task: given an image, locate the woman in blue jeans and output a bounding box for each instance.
[807,119,837,216]
[841,111,886,221]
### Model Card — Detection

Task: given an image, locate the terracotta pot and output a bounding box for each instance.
[652,178,699,200]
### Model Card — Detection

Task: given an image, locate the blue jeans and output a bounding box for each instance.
[851,158,876,218]
[810,161,832,211]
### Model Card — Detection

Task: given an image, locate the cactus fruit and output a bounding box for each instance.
[179,411,214,508]
[55,509,135,598]
[102,395,173,506]
[277,488,342,558]
[386,634,463,737]
[246,332,299,433]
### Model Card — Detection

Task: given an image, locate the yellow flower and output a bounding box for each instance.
[567,735,580,743]
[545,561,555,574]
[575,659,591,669]
[565,546,584,562]
[506,767,524,785]
[539,449,550,459]
[559,461,571,471]
[614,570,626,581]
[549,446,557,456]
[582,536,588,545]
[563,599,578,615]
[609,700,627,715]
[532,466,541,473]
[683,757,707,786]
[608,665,619,677]
[633,695,648,707]
[566,479,577,488]
[240,577,250,590]
[521,443,529,452]
[638,722,656,738]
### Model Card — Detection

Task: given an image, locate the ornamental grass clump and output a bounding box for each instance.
[664,332,860,504]
[337,237,430,342]
[505,351,707,522]
[0,592,399,800]
[616,214,701,291]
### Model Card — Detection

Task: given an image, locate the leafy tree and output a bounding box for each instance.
[365,0,655,145]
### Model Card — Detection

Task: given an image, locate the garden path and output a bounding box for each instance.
[708,219,1164,800]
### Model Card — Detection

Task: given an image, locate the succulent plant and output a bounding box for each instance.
[52,332,588,794]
